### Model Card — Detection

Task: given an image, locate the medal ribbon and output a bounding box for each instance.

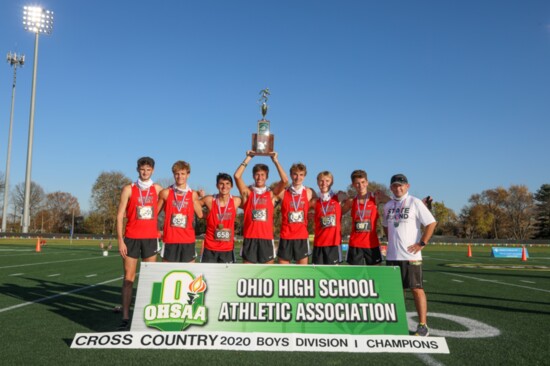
[290,189,302,212]
[216,194,231,228]
[320,190,334,216]
[137,180,151,206]
[356,192,370,222]
[173,185,188,212]
[252,191,263,210]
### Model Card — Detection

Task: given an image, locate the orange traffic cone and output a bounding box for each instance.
[467,244,472,258]
[521,246,527,262]
[35,237,41,253]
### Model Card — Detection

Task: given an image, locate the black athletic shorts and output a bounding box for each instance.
[277,238,310,261]
[346,246,383,265]
[161,243,196,262]
[201,248,235,264]
[241,238,275,263]
[386,260,424,289]
[312,246,342,265]
[124,238,158,259]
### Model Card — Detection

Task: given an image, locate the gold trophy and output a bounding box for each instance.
[252,88,274,155]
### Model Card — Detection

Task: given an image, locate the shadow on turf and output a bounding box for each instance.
[428,292,550,315]
[0,277,125,332]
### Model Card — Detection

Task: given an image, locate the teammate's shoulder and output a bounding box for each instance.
[122,183,133,192]
[158,186,171,196]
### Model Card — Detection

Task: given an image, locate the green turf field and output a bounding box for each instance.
[1,239,549,365]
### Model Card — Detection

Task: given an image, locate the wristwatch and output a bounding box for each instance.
[419,241,427,247]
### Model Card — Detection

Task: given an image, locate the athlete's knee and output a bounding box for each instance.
[411,287,426,298]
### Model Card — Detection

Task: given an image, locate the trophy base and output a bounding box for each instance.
[252,134,275,155]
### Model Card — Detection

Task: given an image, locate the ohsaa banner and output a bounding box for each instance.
[131,263,410,335]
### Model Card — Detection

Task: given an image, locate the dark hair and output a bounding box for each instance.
[350,169,367,182]
[252,163,269,178]
[216,172,233,186]
[137,156,155,169]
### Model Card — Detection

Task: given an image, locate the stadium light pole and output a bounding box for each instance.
[21,6,54,233]
[1,52,25,233]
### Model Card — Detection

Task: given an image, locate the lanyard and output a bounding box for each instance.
[291,190,302,211]
[356,193,370,221]
[173,185,188,212]
[137,181,151,206]
[252,191,263,209]
[320,191,334,216]
[216,194,231,226]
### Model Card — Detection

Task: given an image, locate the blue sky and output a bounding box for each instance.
[0,0,549,215]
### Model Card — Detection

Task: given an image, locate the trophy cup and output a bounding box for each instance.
[252,88,275,155]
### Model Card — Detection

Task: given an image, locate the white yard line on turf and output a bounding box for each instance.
[0,276,123,313]
[9,273,24,276]
[441,272,550,293]
[0,255,117,270]
[47,274,61,277]
[520,280,535,284]
[85,274,97,278]
[0,250,94,258]
[451,279,463,283]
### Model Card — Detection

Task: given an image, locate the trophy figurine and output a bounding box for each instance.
[252,88,275,155]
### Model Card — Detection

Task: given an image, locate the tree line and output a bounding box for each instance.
[0,171,548,239]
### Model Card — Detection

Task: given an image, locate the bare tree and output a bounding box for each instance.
[506,185,535,240]
[482,187,509,239]
[11,181,45,230]
[90,171,131,235]
[45,191,80,233]
[459,185,536,239]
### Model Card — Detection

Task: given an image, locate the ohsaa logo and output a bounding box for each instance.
[144,270,208,331]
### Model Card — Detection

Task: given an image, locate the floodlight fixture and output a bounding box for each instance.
[22,6,54,34]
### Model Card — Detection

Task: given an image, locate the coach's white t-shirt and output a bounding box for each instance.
[383,193,436,261]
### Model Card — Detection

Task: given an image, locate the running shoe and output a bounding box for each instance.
[415,323,429,336]
[117,319,130,331]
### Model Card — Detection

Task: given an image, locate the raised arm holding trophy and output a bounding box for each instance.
[252,88,275,155]
[234,88,288,264]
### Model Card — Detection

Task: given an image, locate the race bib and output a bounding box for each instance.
[252,209,267,222]
[288,211,304,223]
[170,213,187,228]
[320,214,336,228]
[215,228,231,242]
[355,220,371,232]
[137,206,153,220]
